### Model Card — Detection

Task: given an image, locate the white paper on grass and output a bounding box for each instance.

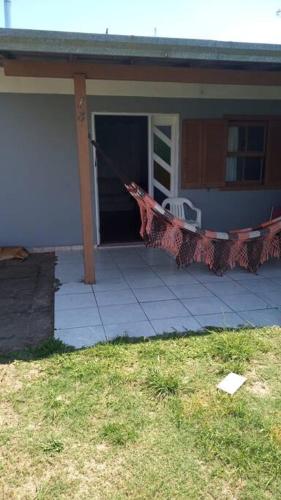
[217,373,246,395]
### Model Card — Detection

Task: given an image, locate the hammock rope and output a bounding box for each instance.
[89,138,281,275]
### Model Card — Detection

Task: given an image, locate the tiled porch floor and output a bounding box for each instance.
[54,246,281,348]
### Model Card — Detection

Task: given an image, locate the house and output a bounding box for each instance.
[0,28,281,284]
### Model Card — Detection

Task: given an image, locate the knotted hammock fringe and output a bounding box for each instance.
[126,182,281,275]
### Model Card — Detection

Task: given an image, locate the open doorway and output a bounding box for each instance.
[94,115,148,244]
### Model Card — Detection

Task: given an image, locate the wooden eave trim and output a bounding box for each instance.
[4,59,281,86]
[224,115,281,121]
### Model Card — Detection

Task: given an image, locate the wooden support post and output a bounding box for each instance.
[74,73,95,284]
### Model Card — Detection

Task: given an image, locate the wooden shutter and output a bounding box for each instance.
[202,119,227,187]
[181,119,203,188]
[181,119,227,189]
[265,120,281,186]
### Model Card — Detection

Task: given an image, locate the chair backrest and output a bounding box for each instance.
[162,197,202,227]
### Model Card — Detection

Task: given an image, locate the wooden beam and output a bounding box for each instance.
[74,73,95,284]
[4,59,281,86]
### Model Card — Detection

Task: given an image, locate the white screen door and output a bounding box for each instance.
[150,114,179,204]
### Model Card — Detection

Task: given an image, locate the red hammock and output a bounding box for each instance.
[126,182,281,275]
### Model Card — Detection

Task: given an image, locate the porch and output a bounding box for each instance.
[55,246,281,348]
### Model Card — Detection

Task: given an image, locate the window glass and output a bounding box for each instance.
[238,126,247,151]
[244,158,264,181]
[226,123,265,184]
[154,134,171,164]
[154,161,171,190]
[228,127,239,152]
[226,157,245,181]
[156,125,172,139]
[247,126,264,152]
[228,126,246,152]
[154,187,167,205]
[226,157,237,181]
[226,157,263,182]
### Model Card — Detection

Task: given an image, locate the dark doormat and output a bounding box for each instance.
[0,253,56,355]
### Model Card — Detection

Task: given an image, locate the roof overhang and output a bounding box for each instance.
[1,28,281,86]
[1,28,281,68]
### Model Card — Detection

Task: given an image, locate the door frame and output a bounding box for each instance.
[91,112,179,246]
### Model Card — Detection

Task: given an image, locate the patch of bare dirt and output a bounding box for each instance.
[245,366,271,397]
[0,362,45,398]
[23,365,44,382]
[271,426,281,446]
[0,364,23,394]
[0,401,19,427]
[0,252,55,354]
[249,380,270,397]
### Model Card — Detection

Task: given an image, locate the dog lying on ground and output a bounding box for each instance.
[0,247,29,262]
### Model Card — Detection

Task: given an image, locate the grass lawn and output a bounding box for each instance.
[1,327,281,499]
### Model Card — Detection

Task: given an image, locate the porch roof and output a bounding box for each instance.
[0,28,281,70]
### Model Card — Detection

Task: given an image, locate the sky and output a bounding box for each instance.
[0,0,280,44]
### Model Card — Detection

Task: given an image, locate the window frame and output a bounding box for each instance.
[181,116,281,191]
[225,119,268,188]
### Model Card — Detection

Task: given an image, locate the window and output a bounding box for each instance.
[225,123,266,185]
[181,117,281,190]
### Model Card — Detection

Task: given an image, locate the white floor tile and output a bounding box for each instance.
[115,257,148,269]
[140,253,173,266]
[228,269,261,281]
[95,289,137,306]
[168,283,213,299]
[94,254,116,264]
[95,261,118,270]
[151,317,201,334]
[137,248,163,256]
[258,290,281,307]
[182,296,231,316]
[55,293,96,311]
[56,283,92,295]
[221,293,269,312]
[196,313,245,329]
[92,277,129,292]
[152,264,188,275]
[104,320,155,340]
[240,278,281,294]
[187,265,232,283]
[239,308,281,327]
[126,276,165,289]
[54,249,281,333]
[95,268,124,279]
[55,307,101,329]
[161,274,199,286]
[196,274,233,283]
[99,303,147,325]
[56,272,84,284]
[121,268,155,278]
[257,267,281,278]
[55,325,106,348]
[133,286,176,302]
[204,281,247,297]
[96,250,115,258]
[271,278,281,287]
[137,248,172,261]
[110,249,142,259]
[56,263,84,284]
[141,300,190,320]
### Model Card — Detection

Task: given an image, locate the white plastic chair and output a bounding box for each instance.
[162,197,202,228]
